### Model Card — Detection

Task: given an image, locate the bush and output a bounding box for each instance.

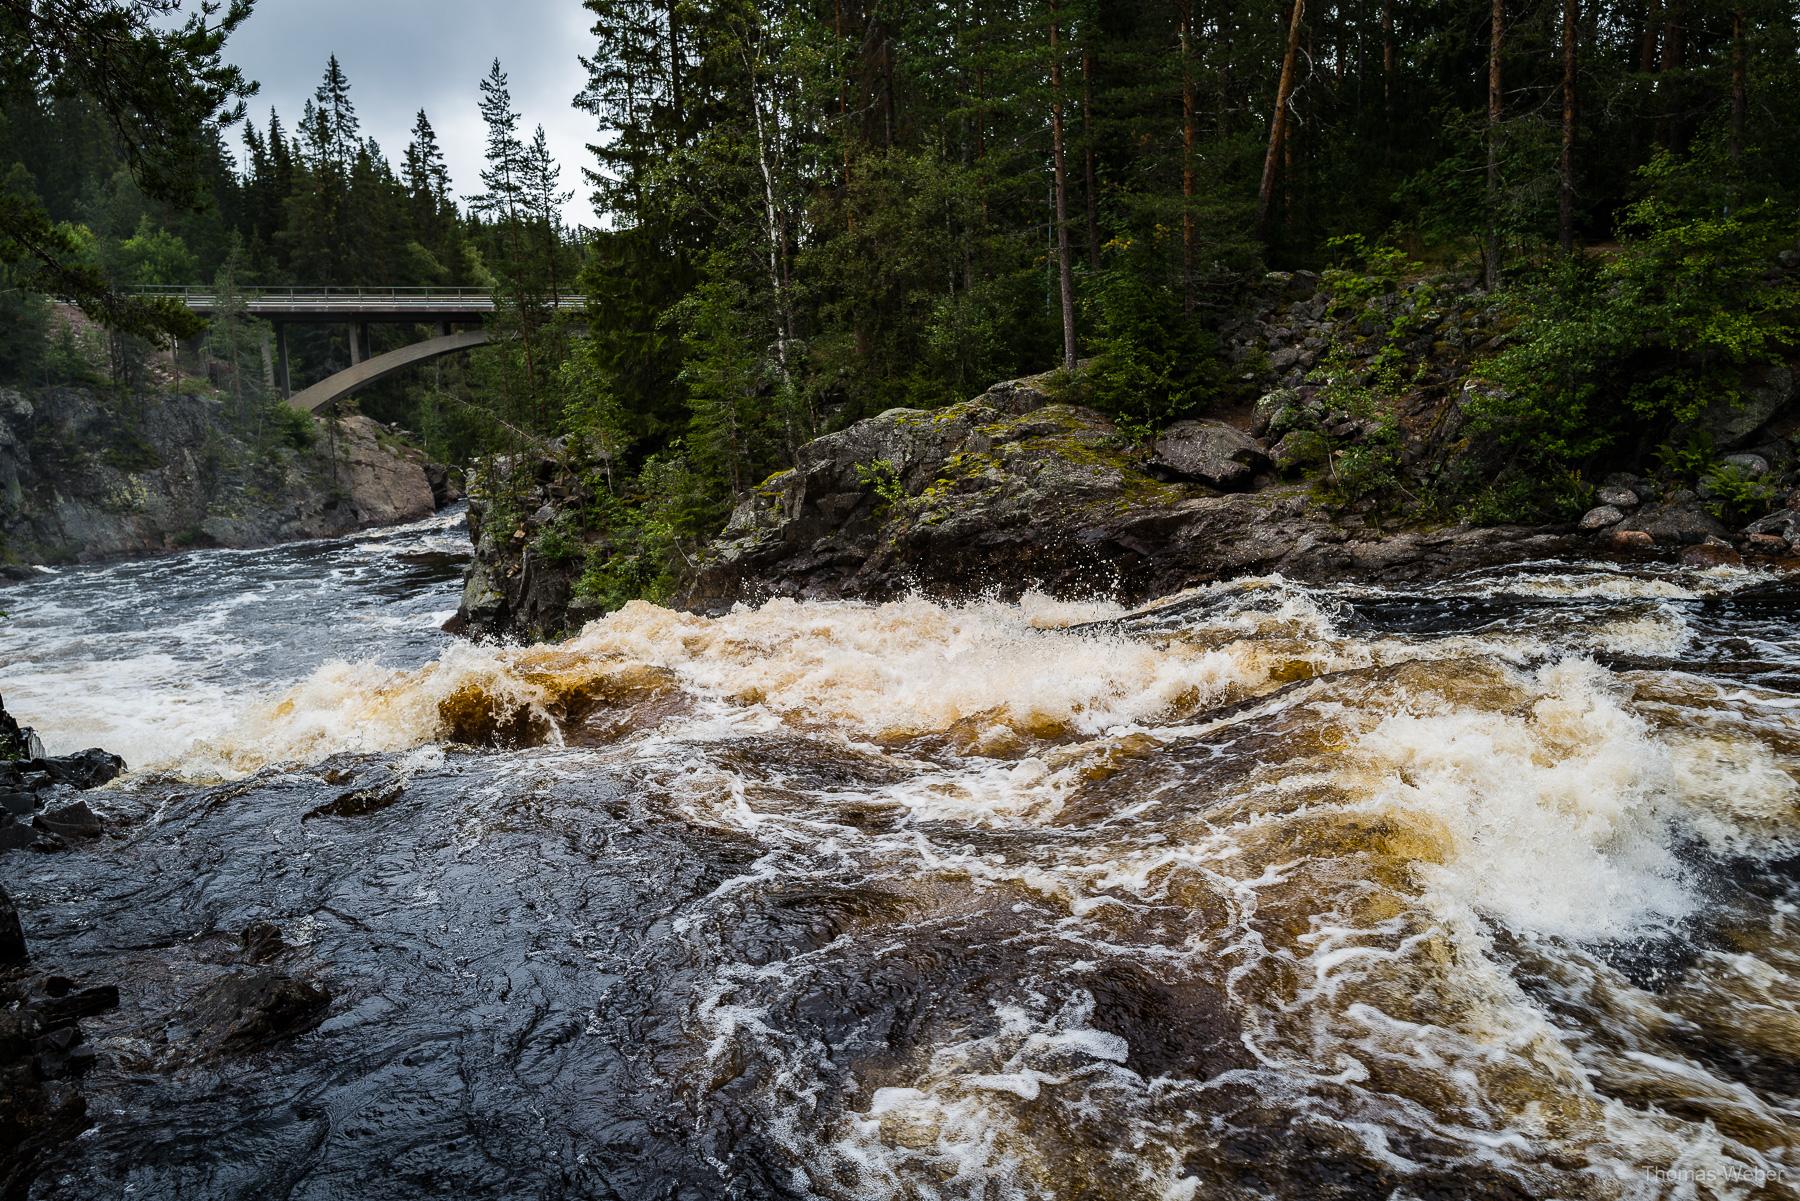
[271,404,317,451]
[1081,238,1225,428]
[1454,150,1799,519]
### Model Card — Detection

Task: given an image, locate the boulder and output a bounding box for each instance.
[1251,388,1302,437]
[1578,505,1624,531]
[33,800,102,841]
[1681,541,1744,569]
[1720,452,1772,477]
[170,970,329,1056]
[0,695,44,762]
[1148,420,1269,490]
[1744,533,1790,556]
[1610,528,1656,551]
[1596,487,1640,509]
[1269,431,1320,474]
[1685,362,1794,448]
[0,885,24,966]
[1620,502,1729,547]
[28,749,124,791]
[1744,509,1800,542]
[0,815,34,851]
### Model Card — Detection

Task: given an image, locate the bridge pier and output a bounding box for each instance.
[348,322,372,367]
[273,323,292,398]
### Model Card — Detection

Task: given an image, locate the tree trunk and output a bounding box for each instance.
[1658,2,1684,147]
[1256,0,1306,237]
[746,52,794,383]
[1381,0,1394,130]
[1729,7,1746,174]
[1082,47,1100,271]
[1180,0,1196,308]
[1639,0,1660,73]
[1485,0,1504,290]
[1559,0,1578,254]
[666,1,683,134]
[1049,0,1077,372]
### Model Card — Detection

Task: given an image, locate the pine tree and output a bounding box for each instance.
[315,54,360,171]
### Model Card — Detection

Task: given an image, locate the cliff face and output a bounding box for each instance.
[0,386,443,567]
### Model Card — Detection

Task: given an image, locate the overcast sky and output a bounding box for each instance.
[223,0,602,227]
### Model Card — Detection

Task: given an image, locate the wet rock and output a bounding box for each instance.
[0,694,44,761]
[1681,541,1744,569]
[425,462,464,509]
[0,885,25,966]
[26,748,124,791]
[1597,487,1640,509]
[1610,528,1656,551]
[0,743,126,858]
[33,800,102,841]
[1578,505,1624,531]
[1149,420,1269,490]
[303,779,406,821]
[239,921,288,964]
[1621,502,1729,547]
[1744,532,1790,556]
[1743,508,1800,542]
[0,814,34,851]
[170,970,329,1056]
[36,985,119,1030]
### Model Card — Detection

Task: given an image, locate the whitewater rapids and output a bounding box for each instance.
[1,526,1795,1200]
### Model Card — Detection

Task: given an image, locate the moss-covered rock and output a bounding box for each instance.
[684,374,1576,610]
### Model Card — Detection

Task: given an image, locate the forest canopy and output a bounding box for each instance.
[1,0,1797,553]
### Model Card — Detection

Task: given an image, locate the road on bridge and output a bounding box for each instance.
[130,286,587,410]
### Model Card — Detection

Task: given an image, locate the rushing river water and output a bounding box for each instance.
[1,517,1797,1200]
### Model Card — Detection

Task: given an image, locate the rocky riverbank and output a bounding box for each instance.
[0,694,129,1194]
[0,385,458,569]
[452,270,1798,641]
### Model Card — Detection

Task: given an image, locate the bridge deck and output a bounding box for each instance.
[131,286,584,321]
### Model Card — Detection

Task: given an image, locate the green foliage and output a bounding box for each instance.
[1320,236,1421,311]
[531,517,582,564]
[113,216,198,286]
[269,404,317,451]
[1082,238,1224,428]
[854,458,908,517]
[574,449,718,612]
[1703,464,1779,525]
[1454,150,1800,520]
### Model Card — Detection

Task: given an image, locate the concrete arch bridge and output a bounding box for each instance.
[137,287,583,412]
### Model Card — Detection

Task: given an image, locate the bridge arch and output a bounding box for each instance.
[287,328,491,413]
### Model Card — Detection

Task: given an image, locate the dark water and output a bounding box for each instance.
[2,535,1797,1200]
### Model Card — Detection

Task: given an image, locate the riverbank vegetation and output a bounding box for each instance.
[2,1,1798,593]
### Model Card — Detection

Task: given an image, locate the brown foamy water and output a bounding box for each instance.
[9,551,1798,1199]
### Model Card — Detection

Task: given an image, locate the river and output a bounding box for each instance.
[1,517,1795,1200]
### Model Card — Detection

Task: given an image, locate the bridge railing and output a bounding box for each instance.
[128,285,508,300]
